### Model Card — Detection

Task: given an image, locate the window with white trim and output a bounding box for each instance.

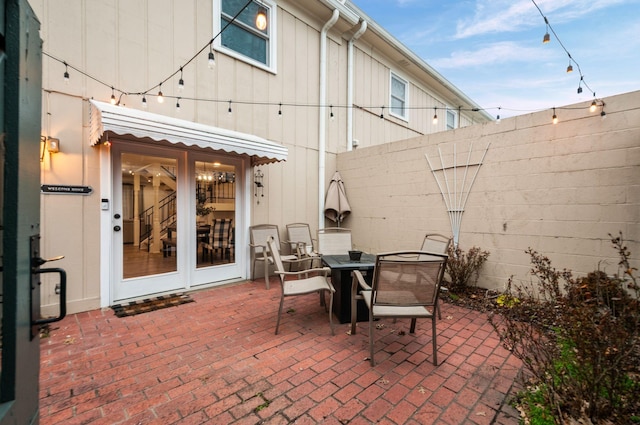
[446,109,457,130]
[390,73,408,120]
[214,0,277,72]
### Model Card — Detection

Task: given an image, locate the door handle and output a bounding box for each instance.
[32,267,67,326]
[30,235,68,339]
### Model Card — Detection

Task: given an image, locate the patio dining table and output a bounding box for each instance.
[321,253,376,323]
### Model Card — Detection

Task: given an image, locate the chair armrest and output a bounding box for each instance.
[352,270,372,292]
[275,267,331,279]
[350,270,371,335]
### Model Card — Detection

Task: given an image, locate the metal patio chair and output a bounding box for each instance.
[286,223,321,267]
[350,251,448,366]
[267,237,335,335]
[249,224,297,289]
[317,227,352,255]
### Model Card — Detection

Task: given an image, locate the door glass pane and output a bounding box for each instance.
[121,153,178,278]
[195,161,236,268]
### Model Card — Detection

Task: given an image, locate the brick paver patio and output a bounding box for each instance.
[40,280,523,424]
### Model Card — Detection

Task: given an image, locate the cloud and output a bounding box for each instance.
[429,41,554,69]
[454,0,630,39]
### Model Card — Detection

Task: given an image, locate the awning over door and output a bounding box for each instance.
[89,100,287,165]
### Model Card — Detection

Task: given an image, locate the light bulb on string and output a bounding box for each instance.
[142,95,147,108]
[380,106,384,119]
[330,105,334,121]
[432,108,438,125]
[566,62,573,73]
[542,17,550,43]
[496,107,501,124]
[208,44,215,69]
[63,62,70,83]
[110,87,117,105]
[600,103,606,119]
[278,103,282,118]
[228,100,232,115]
[157,83,164,103]
[590,99,597,113]
[552,107,558,124]
[256,6,268,31]
[178,67,184,91]
[176,97,181,112]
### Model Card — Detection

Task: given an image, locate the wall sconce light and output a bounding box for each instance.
[254,169,264,204]
[41,136,60,161]
[47,137,60,153]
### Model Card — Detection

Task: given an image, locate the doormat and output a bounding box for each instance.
[111,293,195,318]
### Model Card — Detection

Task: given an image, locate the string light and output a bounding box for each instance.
[178,67,184,91]
[380,106,384,119]
[496,107,501,124]
[63,62,70,83]
[590,98,597,113]
[542,17,550,43]
[330,105,334,120]
[532,0,596,99]
[157,83,164,103]
[552,107,558,124]
[432,107,438,124]
[110,87,116,105]
[228,100,232,115]
[600,102,606,119]
[176,97,181,112]
[278,102,282,117]
[142,95,147,108]
[208,44,215,69]
[256,5,268,31]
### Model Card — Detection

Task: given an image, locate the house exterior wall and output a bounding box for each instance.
[32,0,486,314]
[337,91,640,292]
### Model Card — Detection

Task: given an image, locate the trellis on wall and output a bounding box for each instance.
[425,142,490,247]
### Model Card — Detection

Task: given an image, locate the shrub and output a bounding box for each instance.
[490,233,640,424]
[445,245,490,293]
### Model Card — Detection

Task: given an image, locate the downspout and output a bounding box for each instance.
[318,9,340,229]
[347,20,367,151]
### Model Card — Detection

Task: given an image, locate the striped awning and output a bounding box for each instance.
[89,100,287,165]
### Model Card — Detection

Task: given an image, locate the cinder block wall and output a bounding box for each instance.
[337,91,640,291]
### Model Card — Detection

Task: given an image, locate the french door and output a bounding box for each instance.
[110,143,243,303]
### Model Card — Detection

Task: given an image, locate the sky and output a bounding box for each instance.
[351,0,640,118]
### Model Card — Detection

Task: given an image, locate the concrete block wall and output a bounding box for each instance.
[337,91,640,292]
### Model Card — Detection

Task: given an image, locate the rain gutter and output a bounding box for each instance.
[318,9,340,229]
[347,20,367,151]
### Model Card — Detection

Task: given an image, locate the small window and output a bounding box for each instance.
[390,73,408,120]
[446,109,457,130]
[214,0,277,72]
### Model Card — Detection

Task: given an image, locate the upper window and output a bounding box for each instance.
[389,73,408,120]
[214,0,277,73]
[446,109,457,130]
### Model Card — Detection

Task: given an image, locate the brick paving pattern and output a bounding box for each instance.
[40,280,523,424]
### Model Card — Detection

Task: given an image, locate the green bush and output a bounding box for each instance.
[490,233,640,424]
[445,245,490,293]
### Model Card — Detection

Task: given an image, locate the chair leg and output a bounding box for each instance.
[409,318,417,333]
[263,258,270,290]
[432,317,438,366]
[275,294,285,334]
[437,300,441,320]
[328,290,334,336]
[369,312,375,366]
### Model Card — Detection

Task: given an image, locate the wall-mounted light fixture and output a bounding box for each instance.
[47,137,60,153]
[41,136,60,161]
[254,169,264,204]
